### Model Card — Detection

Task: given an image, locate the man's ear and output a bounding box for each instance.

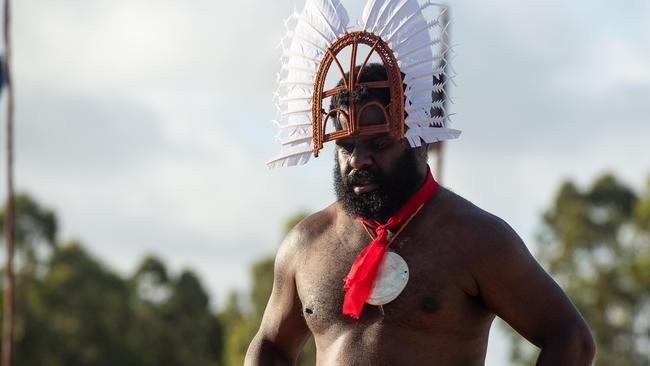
[415,143,429,160]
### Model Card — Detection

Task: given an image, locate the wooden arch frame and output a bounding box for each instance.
[311,31,404,157]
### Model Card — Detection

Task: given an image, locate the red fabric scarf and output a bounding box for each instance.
[342,166,438,319]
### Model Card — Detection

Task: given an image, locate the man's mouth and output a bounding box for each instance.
[347,169,380,194]
[349,177,378,194]
[352,183,378,194]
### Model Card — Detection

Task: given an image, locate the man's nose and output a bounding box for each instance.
[349,146,373,170]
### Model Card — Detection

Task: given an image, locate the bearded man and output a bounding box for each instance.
[245,63,595,365]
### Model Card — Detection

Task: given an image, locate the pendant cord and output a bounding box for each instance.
[361,202,426,248]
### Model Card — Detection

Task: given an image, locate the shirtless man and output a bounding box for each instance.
[248,62,594,365]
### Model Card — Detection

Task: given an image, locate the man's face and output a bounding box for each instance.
[333,130,423,222]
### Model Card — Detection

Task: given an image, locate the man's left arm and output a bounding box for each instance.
[469,214,595,365]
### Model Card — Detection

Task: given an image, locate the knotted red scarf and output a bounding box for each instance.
[342,166,438,319]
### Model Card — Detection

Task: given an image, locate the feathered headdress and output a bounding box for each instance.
[267,0,460,168]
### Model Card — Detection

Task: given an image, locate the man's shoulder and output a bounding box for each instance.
[290,203,341,240]
[434,187,519,245]
[278,203,343,256]
[435,187,501,224]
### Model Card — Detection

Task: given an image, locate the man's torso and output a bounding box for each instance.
[293,188,498,365]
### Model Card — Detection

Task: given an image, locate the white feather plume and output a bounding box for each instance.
[362,0,383,30]
[366,0,458,147]
[269,0,460,168]
[268,0,349,169]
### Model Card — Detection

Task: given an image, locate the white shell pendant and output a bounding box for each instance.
[366,251,409,306]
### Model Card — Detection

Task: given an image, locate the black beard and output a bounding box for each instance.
[333,149,423,222]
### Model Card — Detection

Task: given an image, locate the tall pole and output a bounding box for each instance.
[1,0,14,363]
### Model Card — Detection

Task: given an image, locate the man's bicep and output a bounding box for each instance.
[252,234,310,360]
[472,219,583,347]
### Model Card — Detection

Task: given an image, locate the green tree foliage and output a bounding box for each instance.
[0,193,58,267]
[220,211,317,366]
[16,242,136,366]
[164,270,223,365]
[220,291,257,366]
[129,259,223,366]
[1,194,224,366]
[0,193,57,248]
[506,173,650,365]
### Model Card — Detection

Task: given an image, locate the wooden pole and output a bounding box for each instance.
[2,0,14,364]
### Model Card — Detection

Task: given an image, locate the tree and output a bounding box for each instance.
[220,291,255,366]
[131,255,170,304]
[164,270,223,365]
[0,194,64,365]
[1,194,225,366]
[506,173,650,365]
[128,257,224,366]
[0,193,57,267]
[16,241,137,366]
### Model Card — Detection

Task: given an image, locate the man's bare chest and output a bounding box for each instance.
[295,229,482,336]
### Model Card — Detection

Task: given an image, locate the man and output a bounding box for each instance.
[246,64,595,365]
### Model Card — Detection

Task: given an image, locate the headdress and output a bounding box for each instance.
[267,0,461,168]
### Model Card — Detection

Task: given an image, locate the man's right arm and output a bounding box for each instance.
[244,228,311,366]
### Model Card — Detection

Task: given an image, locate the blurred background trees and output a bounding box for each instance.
[0,197,314,366]
[0,194,224,366]
[2,172,649,365]
[505,174,650,365]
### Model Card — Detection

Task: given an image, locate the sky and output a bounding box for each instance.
[2,0,649,364]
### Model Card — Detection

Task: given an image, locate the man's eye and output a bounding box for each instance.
[373,138,391,149]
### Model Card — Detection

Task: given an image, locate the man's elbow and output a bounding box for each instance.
[542,320,596,364]
[245,332,293,366]
[569,324,596,362]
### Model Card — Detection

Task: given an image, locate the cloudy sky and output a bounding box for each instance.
[2,0,649,363]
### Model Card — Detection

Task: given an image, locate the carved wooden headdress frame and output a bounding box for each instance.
[312,32,404,157]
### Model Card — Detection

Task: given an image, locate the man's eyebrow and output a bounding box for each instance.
[371,136,391,143]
